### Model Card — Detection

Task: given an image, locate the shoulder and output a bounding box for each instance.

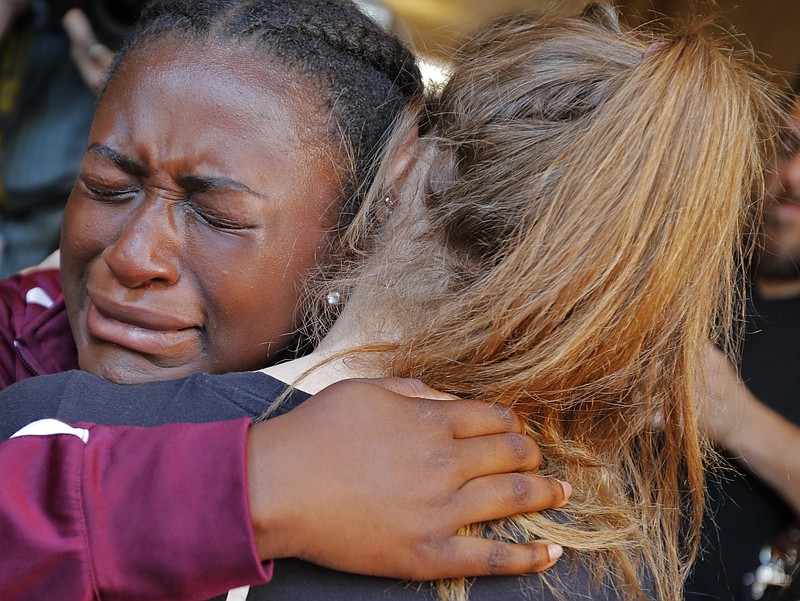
[0,269,77,385]
[0,370,85,440]
[0,268,63,321]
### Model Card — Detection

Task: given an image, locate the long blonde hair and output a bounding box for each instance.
[303,4,780,600]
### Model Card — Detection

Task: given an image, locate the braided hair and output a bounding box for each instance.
[106,0,423,236]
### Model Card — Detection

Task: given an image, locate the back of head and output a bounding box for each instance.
[108,0,422,246]
[351,4,780,600]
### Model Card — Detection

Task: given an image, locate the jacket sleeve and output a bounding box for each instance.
[0,418,271,601]
[0,268,77,387]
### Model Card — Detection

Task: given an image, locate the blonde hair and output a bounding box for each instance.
[301,3,780,600]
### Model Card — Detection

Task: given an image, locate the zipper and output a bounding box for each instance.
[13,339,41,377]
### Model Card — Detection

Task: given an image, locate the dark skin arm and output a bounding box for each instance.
[247,378,570,580]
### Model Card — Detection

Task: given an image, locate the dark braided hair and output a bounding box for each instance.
[106,0,423,235]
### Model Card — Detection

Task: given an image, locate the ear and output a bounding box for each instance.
[385,124,420,195]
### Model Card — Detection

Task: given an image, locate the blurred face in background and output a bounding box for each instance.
[759,99,800,282]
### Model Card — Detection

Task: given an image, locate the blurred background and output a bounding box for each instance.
[358,0,800,86]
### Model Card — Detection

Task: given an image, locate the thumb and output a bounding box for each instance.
[350,377,460,401]
[63,8,114,91]
[63,8,99,50]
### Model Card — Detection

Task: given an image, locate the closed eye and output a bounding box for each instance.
[82,181,140,200]
[185,202,253,232]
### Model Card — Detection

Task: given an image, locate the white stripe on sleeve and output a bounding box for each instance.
[225,586,250,601]
[10,419,90,443]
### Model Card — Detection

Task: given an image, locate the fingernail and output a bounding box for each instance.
[558,480,572,501]
[548,543,563,562]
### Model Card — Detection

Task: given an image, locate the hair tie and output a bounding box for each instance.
[642,41,668,60]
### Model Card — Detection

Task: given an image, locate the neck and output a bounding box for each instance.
[756,276,800,301]
[260,292,386,393]
[263,191,423,393]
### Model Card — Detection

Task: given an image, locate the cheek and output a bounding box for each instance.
[237,239,321,321]
[61,196,119,265]
[61,197,108,300]
[200,227,328,358]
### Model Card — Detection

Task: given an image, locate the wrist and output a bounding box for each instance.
[246,419,296,561]
[718,387,769,455]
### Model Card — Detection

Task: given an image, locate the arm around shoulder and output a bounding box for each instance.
[0,418,269,601]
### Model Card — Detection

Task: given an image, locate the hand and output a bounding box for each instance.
[0,0,31,41]
[246,378,570,580]
[62,8,114,92]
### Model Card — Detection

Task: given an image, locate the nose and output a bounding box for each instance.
[779,152,800,199]
[101,197,181,288]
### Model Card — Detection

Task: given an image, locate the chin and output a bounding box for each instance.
[79,351,199,385]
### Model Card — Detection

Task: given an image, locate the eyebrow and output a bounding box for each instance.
[88,143,266,199]
[175,174,268,200]
[88,144,147,177]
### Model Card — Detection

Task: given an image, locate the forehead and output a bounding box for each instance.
[106,35,322,117]
[94,37,333,172]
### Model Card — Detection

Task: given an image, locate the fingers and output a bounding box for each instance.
[452,473,571,525]
[63,9,95,50]
[63,8,114,91]
[441,400,525,437]
[456,432,542,479]
[421,537,563,580]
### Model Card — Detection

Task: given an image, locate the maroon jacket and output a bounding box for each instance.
[1,418,270,600]
[0,270,271,599]
[0,268,77,387]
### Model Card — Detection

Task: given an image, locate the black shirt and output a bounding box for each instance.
[0,369,307,439]
[687,290,800,601]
